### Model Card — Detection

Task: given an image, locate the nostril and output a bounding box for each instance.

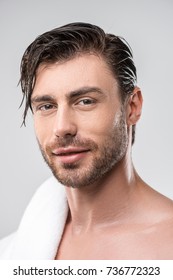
[53,134,77,147]
[53,109,77,138]
[55,131,77,138]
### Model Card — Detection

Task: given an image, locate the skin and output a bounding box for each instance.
[32,54,173,259]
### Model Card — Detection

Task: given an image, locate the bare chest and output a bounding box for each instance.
[55,228,171,260]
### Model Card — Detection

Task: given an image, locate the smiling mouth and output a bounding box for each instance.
[57,150,90,156]
[52,147,90,164]
[52,147,90,156]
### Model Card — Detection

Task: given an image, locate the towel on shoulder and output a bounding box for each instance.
[0,177,68,260]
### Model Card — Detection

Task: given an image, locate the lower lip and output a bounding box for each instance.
[56,151,89,164]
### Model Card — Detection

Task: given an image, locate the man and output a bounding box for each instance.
[1,22,173,259]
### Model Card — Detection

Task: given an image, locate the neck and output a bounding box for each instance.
[65,150,141,233]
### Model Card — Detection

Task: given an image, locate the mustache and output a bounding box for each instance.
[37,135,98,152]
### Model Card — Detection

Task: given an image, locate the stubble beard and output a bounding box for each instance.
[38,111,129,188]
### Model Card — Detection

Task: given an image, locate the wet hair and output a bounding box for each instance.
[20,22,137,144]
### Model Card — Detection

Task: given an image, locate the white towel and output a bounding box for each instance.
[0,177,68,259]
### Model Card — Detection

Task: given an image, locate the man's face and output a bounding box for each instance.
[31,54,129,187]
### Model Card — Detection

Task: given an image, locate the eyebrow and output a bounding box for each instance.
[31,95,55,104]
[31,86,105,104]
[67,86,104,98]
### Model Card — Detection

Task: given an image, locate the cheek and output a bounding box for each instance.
[34,118,52,146]
[79,110,118,140]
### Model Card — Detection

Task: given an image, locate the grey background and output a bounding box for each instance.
[0,0,173,239]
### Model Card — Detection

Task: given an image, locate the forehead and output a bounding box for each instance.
[32,54,119,98]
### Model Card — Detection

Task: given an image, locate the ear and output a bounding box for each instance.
[126,87,143,125]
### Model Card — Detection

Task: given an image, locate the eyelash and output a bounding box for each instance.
[36,104,57,112]
[76,98,96,106]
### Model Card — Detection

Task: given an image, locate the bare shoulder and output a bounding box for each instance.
[139,184,173,254]
[119,184,173,259]
[151,216,173,259]
[139,181,173,222]
[151,188,173,217]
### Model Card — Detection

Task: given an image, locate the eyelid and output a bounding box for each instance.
[34,102,57,112]
[75,97,96,104]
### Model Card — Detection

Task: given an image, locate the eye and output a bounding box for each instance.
[38,104,55,111]
[33,103,57,115]
[77,98,96,106]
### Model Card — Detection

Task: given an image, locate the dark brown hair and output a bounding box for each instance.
[20,22,137,143]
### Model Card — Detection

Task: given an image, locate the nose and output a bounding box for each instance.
[53,106,77,138]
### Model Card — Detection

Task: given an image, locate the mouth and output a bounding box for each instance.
[52,147,90,164]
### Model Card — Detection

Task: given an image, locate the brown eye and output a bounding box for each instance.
[39,104,55,111]
[40,104,53,111]
[78,98,95,105]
